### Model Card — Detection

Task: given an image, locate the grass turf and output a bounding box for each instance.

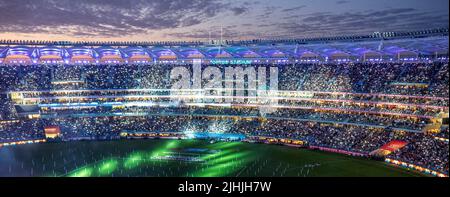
[0,139,423,177]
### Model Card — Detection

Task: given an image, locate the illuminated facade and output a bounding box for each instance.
[0,30,447,65]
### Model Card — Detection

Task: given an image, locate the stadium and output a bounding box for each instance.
[0,27,448,178]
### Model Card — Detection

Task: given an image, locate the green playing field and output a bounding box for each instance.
[0,139,423,177]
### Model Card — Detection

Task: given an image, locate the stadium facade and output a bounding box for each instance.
[0,29,449,178]
[0,28,448,65]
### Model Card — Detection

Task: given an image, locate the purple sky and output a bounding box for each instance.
[0,0,448,41]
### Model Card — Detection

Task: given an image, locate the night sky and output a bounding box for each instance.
[0,0,448,41]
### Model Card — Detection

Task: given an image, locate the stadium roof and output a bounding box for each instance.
[226,46,261,58]
[199,47,233,58]
[255,47,287,58]
[174,48,205,59]
[0,47,7,58]
[0,28,447,47]
[0,34,447,63]
[149,48,177,60]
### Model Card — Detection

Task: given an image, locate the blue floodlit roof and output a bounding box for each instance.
[150,48,177,58]
[383,46,417,56]
[123,47,153,59]
[38,47,64,58]
[69,47,95,57]
[0,47,7,58]
[175,48,205,59]
[278,46,318,58]
[95,47,123,58]
[306,45,349,57]
[256,47,287,58]
[6,47,33,57]
[226,47,260,58]
[0,36,447,61]
[200,47,232,58]
[341,45,382,57]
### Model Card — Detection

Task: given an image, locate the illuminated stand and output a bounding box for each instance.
[38,47,64,64]
[44,126,61,139]
[184,132,246,141]
[3,47,32,64]
[69,48,96,64]
[125,47,153,64]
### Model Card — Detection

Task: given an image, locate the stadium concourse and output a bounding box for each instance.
[0,29,448,177]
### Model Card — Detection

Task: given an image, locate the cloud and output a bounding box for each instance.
[282,5,306,12]
[0,0,245,37]
[0,0,448,41]
[230,7,248,15]
[336,0,349,4]
[275,8,449,38]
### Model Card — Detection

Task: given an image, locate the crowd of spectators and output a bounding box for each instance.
[37,105,430,131]
[2,116,446,173]
[0,61,448,175]
[279,62,448,97]
[0,62,448,98]
[389,134,449,174]
[0,120,45,143]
